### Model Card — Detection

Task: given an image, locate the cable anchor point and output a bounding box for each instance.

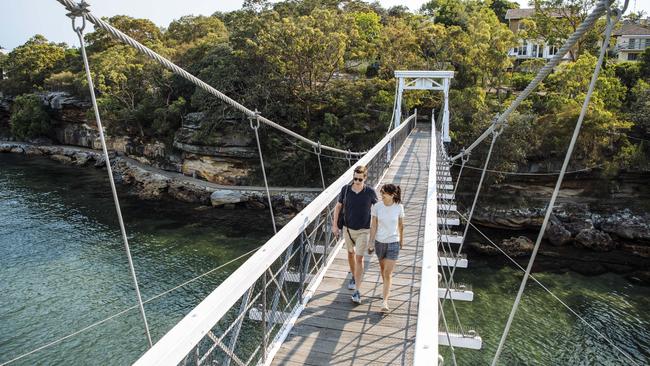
[66,0,90,32]
[249,109,261,130]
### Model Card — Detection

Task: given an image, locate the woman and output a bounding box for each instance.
[368,183,404,312]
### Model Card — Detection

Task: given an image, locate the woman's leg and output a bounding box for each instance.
[382,259,396,306]
[379,259,386,282]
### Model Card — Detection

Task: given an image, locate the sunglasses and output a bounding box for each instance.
[353,177,364,182]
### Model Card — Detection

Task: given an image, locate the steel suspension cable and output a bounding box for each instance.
[70,11,152,348]
[491,8,623,365]
[54,0,366,157]
[249,113,277,234]
[450,0,613,162]
[456,211,641,366]
[0,247,260,365]
[452,150,469,197]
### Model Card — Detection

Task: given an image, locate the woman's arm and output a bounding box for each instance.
[398,217,404,249]
[368,216,378,252]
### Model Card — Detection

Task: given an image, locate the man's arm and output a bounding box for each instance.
[332,202,342,236]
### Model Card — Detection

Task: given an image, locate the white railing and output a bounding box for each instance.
[616,39,649,51]
[135,113,417,366]
[413,113,440,365]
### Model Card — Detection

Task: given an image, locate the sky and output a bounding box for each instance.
[1,0,649,51]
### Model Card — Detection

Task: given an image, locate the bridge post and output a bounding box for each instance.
[443,78,451,143]
[394,77,405,129]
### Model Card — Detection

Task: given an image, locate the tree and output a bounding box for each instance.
[10,94,52,139]
[528,0,600,61]
[250,9,358,97]
[85,15,164,52]
[420,0,467,27]
[490,0,519,23]
[1,35,66,94]
[640,47,650,79]
[376,18,424,78]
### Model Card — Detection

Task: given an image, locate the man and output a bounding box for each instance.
[332,165,378,304]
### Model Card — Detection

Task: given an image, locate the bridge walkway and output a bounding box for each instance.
[272,125,431,365]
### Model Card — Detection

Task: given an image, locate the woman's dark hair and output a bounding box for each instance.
[381,184,401,204]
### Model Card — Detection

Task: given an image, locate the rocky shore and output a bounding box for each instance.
[0,141,319,225]
[465,204,650,284]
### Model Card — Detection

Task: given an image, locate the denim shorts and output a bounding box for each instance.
[375,241,400,261]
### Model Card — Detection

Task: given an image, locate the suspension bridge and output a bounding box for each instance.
[3,0,644,365]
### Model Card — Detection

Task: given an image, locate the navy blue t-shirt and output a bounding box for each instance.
[338,184,378,230]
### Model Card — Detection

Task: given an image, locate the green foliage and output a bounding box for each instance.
[629,80,650,135]
[1,35,66,94]
[528,0,601,61]
[85,16,163,52]
[613,61,641,90]
[249,9,358,97]
[4,0,649,180]
[510,72,534,91]
[640,47,650,79]
[9,94,52,139]
[490,0,519,23]
[420,0,468,28]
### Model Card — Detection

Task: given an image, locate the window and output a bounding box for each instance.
[537,44,544,58]
[548,45,558,56]
[629,38,636,49]
[518,41,528,56]
[628,53,638,61]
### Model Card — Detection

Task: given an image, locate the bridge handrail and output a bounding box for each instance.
[414,114,440,364]
[135,113,417,366]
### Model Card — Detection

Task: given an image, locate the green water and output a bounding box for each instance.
[1,154,649,365]
[0,154,273,365]
[442,261,650,365]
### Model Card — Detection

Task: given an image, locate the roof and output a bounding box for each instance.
[505,8,564,20]
[505,8,534,20]
[613,23,650,36]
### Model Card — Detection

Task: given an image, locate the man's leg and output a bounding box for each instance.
[354,254,365,295]
[352,229,369,300]
[344,228,356,290]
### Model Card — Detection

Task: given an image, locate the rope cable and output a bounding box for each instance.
[54,0,366,157]
[249,112,277,234]
[491,8,621,364]
[456,211,641,366]
[0,241,260,366]
[449,161,605,176]
[450,0,613,162]
[70,9,153,348]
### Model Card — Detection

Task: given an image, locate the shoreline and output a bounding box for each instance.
[0,141,320,222]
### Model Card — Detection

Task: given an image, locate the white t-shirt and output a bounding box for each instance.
[371,201,404,243]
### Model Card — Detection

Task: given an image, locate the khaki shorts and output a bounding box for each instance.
[343,227,369,255]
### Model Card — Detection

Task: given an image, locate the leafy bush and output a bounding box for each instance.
[9,94,52,139]
[510,72,534,91]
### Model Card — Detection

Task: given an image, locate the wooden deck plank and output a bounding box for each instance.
[271,126,430,366]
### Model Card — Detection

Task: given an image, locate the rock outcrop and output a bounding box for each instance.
[469,236,534,257]
[1,141,317,216]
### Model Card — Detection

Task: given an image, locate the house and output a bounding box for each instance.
[505,8,571,61]
[613,22,650,62]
